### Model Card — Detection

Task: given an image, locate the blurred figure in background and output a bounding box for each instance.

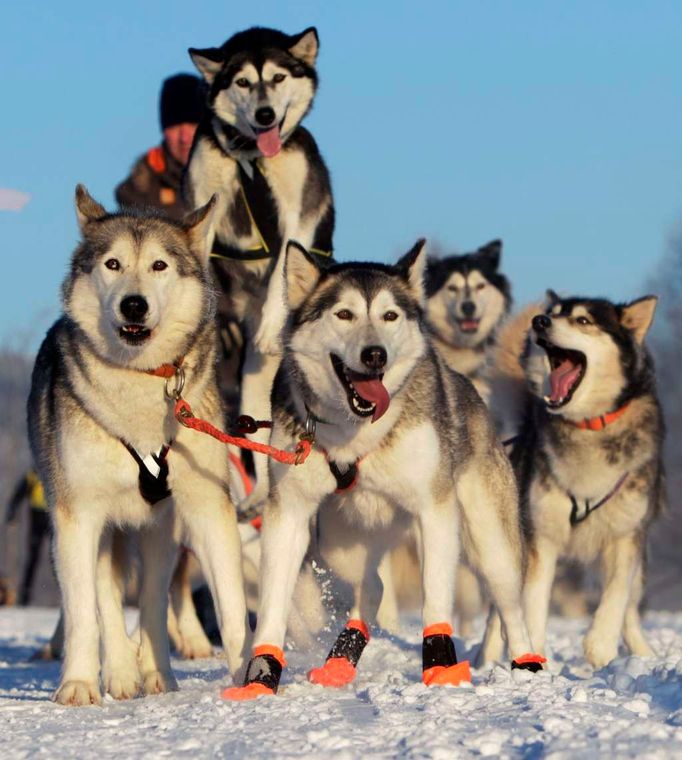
[5,468,49,605]
[115,73,204,219]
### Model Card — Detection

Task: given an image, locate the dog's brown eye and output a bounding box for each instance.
[235,77,250,88]
[384,311,399,322]
[272,73,286,84]
[336,309,353,321]
[476,283,486,291]
[576,316,591,326]
[105,258,120,271]
[447,285,458,292]
[152,260,168,272]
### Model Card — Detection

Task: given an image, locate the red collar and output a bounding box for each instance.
[145,358,183,379]
[573,402,630,431]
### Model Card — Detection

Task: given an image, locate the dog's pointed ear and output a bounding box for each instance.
[189,47,223,84]
[620,295,657,344]
[545,289,561,309]
[184,194,218,261]
[285,240,321,309]
[477,239,502,271]
[289,27,319,66]
[75,184,107,231]
[397,239,428,305]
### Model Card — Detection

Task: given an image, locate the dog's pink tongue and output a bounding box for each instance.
[549,359,582,403]
[351,377,391,423]
[256,126,282,157]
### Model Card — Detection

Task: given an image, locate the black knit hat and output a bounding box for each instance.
[159,73,205,130]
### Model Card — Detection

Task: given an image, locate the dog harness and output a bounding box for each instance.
[209,158,333,263]
[568,471,630,526]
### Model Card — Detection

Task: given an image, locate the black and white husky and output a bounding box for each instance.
[426,240,511,403]
[223,241,541,700]
[186,26,335,507]
[27,187,249,705]
[484,291,665,668]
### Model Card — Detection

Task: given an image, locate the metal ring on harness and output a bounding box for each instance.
[164,366,186,401]
[304,411,317,440]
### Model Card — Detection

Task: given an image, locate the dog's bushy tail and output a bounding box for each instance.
[489,302,543,438]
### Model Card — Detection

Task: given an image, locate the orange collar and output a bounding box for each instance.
[145,358,183,379]
[573,402,630,431]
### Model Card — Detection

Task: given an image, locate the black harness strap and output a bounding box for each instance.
[122,441,172,506]
[238,161,282,258]
[569,471,629,527]
[327,460,359,493]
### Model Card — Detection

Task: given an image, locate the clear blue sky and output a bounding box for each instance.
[1,1,681,350]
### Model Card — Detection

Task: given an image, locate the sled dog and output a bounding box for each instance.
[27,187,249,705]
[485,291,665,668]
[223,240,541,700]
[426,239,511,402]
[186,26,335,508]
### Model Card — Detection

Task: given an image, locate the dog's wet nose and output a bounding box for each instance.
[461,301,476,317]
[255,107,276,126]
[361,345,387,371]
[532,314,552,332]
[120,295,148,322]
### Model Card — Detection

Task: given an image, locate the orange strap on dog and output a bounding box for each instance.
[174,398,312,466]
[512,653,547,666]
[423,622,453,638]
[253,645,287,667]
[574,402,630,431]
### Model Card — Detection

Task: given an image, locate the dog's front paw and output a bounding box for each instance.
[53,680,102,706]
[179,633,213,660]
[103,663,142,700]
[584,632,618,669]
[253,320,283,357]
[143,670,179,696]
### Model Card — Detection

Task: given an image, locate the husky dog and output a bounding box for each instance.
[28,187,249,705]
[186,26,334,508]
[485,291,664,668]
[223,241,541,700]
[426,240,511,403]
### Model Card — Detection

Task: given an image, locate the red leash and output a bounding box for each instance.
[174,398,313,466]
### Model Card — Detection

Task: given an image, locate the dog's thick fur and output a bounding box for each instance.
[483,291,665,667]
[186,26,335,509]
[246,241,534,680]
[28,187,249,705]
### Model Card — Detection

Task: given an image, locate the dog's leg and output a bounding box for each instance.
[455,564,484,638]
[417,498,472,686]
[584,535,639,668]
[239,347,280,512]
[97,529,141,700]
[457,457,538,668]
[169,549,213,659]
[179,489,250,683]
[376,552,400,634]
[137,508,179,695]
[477,607,504,666]
[622,550,654,658]
[222,480,319,700]
[52,507,103,706]
[522,536,559,656]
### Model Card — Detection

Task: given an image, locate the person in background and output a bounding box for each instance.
[5,469,49,606]
[115,73,205,219]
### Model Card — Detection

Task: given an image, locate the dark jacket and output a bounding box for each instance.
[115,144,187,219]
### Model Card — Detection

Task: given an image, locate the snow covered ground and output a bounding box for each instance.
[2,608,682,759]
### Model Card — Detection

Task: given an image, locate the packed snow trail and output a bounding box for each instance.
[2,608,682,758]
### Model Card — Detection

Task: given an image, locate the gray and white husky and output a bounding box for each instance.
[484,291,665,668]
[223,241,540,700]
[27,187,249,705]
[426,239,511,403]
[187,26,335,508]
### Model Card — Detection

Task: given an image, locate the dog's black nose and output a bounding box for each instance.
[120,295,148,322]
[360,345,387,371]
[461,301,476,317]
[532,314,552,332]
[255,107,276,126]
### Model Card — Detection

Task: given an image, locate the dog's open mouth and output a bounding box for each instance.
[330,354,390,423]
[458,318,480,333]
[119,324,152,346]
[537,338,586,409]
[254,115,287,158]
